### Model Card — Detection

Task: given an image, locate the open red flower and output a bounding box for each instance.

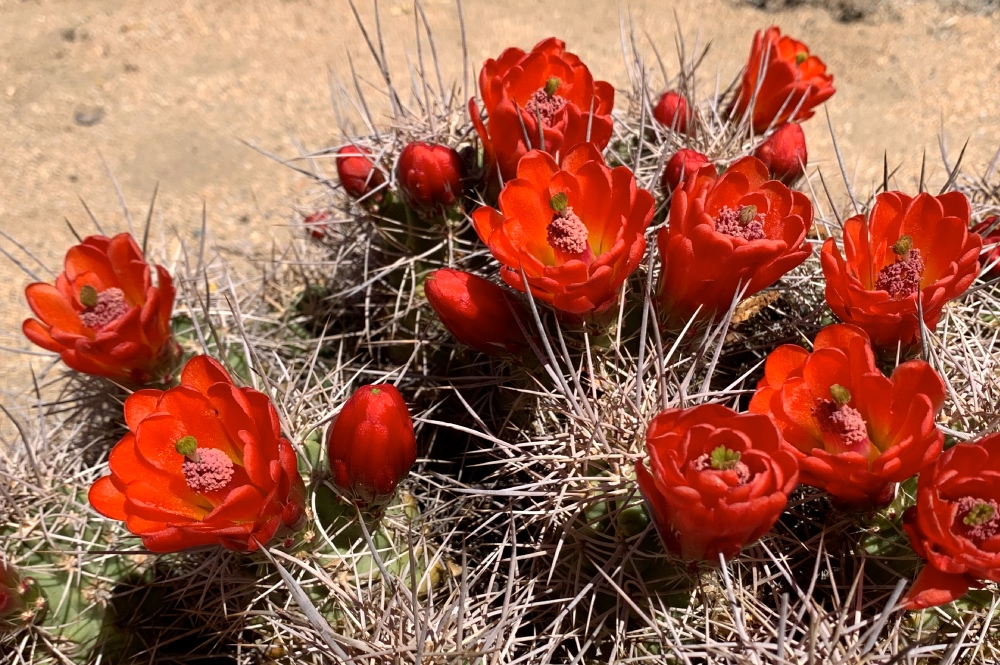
[902,433,1000,610]
[656,156,813,329]
[731,26,835,133]
[469,37,615,182]
[636,404,799,561]
[973,215,1000,279]
[471,143,654,317]
[749,324,945,509]
[88,356,306,552]
[326,384,416,510]
[23,233,179,385]
[820,191,982,352]
[425,269,533,359]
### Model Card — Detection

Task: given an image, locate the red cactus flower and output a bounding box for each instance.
[657,156,813,329]
[337,145,386,200]
[661,149,711,196]
[749,324,945,509]
[22,233,180,385]
[636,404,799,561]
[820,191,982,352]
[396,142,464,210]
[653,90,694,135]
[425,269,533,359]
[973,215,1000,279]
[88,356,307,552]
[471,143,654,318]
[731,26,835,133]
[326,384,417,509]
[753,123,807,184]
[901,433,1000,610]
[469,37,615,182]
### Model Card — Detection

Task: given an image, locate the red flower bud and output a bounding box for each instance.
[425,269,533,358]
[396,142,464,209]
[302,210,330,240]
[326,384,417,509]
[753,123,807,184]
[661,149,711,195]
[337,145,385,200]
[973,216,1000,279]
[653,90,694,135]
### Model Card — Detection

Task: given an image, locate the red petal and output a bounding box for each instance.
[89,476,127,520]
[902,565,973,610]
[180,355,233,392]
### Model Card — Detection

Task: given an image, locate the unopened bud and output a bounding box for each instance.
[79,285,98,308]
[892,235,913,256]
[544,77,560,96]
[738,205,758,225]
[549,192,569,213]
[829,384,851,406]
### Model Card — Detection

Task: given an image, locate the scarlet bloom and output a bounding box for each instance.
[396,142,464,209]
[653,90,694,135]
[753,123,807,185]
[661,149,711,196]
[88,356,306,552]
[973,215,1000,279]
[657,156,813,329]
[820,191,982,352]
[22,233,179,385]
[469,37,615,182]
[337,145,386,200]
[635,404,799,561]
[749,324,945,509]
[326,384,417,509]
[425,269,532,358]
[901,433,1000,610]
[472,143,654,317]
[731,26,835,133]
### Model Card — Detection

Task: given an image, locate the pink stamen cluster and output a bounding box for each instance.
[690,453,751,485]
[814,399,868,447]
[79,287,130,330]
[715,206,766,241]
[182,448,235,493]
[525,89,568,126]
[955,497,1000,542]
[874,248,924,300]
[547,208,589,255]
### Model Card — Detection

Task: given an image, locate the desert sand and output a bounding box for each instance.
[2,0,998,389]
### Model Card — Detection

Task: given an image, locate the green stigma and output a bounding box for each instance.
[174,436,198,457]
[829,384,852,406]
[710,446,741,471]
[544,77,561,96]
[370,387,382,396]
[964,502,996,527]
[549,192,569,213]
[795,52,808,65]
[892,235,913,256]
[79,285,99,308]
[738,205,758,225]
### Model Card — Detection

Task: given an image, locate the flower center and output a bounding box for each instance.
[955,497,1000,542]
[79,286,130,330]
[715,205,766,241]
[547,208,589,256]
[813,384,873,457]
[525,77,568,126]
[874,236,924,299]
[179,441,235,494]
[691,446,751,485]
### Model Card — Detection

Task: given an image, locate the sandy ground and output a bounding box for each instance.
[1,0,999,393]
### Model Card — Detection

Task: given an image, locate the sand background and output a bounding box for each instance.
[1,0,999,392]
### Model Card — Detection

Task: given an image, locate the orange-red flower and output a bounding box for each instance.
[661,149,711,196]
[902,433,1000,610]
[636,404,799,561]
[425,269,533,359]
[22,233,179,385]
[337,145,385,200]
[653,90,694,135]
[973,215,1000,279]
[657,156,813,329]
[469,37,615,182]
[749,324,945,509]
[731,26,835,133]
[472,143,654,317]
[753,123,807,185]
[88,356,306,552]
[820,191,982,352]
[326,384,416,509]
